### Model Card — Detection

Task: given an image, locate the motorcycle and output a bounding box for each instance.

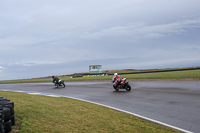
[113,78,131,91]
[54,80,65,88]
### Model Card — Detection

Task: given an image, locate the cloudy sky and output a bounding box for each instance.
[0,0,200,80]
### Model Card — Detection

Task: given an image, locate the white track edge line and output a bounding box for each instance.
[1,90,193,133]
[62,96,193,133]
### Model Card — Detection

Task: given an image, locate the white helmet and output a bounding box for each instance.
[114,73,118,76]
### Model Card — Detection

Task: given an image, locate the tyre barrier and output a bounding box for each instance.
[0,97,15,133]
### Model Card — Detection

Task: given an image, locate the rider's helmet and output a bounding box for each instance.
[52,76,55,79]
[114,73,118,76]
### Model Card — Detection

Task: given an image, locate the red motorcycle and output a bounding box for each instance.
[113,78,131,91]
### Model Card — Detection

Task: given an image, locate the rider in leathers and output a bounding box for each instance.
[112,73,122,86]
[52,76,60,85]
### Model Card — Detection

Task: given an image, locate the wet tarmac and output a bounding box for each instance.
[1,81,200,133]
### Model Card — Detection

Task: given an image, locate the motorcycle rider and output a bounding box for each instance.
[112,73,122,86]
[52,76,61,85]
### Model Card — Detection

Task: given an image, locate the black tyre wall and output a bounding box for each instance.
[2,108,10,122]
[4,120,12,133]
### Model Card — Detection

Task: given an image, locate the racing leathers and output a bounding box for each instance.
[52,77,60,84]
[112,75,122,86]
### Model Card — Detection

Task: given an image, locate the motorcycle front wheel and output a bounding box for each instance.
[113,85,119,91]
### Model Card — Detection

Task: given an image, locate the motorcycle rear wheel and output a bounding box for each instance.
[125,84,131,91]
[56,84,59,88]
[61,83,65,88]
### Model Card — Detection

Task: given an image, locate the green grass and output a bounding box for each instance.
[0,68,197,132]
[123,69,200,79]
[64,69,200,81]
[0,69,200,84]
[0,78,51,84]
[1,91,181,133]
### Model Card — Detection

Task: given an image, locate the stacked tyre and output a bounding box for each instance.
[0,96,15,133]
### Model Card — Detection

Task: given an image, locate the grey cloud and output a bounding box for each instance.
[82,19,200,40]
[0,0,200,80]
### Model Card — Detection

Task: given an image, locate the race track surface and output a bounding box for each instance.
[1,81,200,133]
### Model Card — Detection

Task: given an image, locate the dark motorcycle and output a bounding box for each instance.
[54,80,65,88]
[113,78,131,91]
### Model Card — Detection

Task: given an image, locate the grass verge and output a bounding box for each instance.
[1,91,181,133]
[0,69,200,84]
